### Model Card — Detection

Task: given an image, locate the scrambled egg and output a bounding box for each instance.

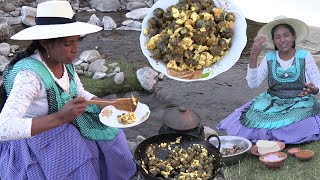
[117,112,136,125]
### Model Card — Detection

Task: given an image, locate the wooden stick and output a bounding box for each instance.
[85,100,114,105]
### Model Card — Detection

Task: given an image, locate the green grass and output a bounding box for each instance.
[224,141,319,180]
[79,60,143,97]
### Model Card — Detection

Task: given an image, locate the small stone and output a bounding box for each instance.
[114,72,124,84]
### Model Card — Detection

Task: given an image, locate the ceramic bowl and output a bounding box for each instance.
[259,152,287,169]
[295,150,314,161]
[209,136,252,165]
[287,148,301,156]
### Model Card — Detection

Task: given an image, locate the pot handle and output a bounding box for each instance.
[206,134,221,150]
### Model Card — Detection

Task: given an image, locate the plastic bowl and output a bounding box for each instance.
[295,150,315,161]
[209,136,252,165]
[259,152,287,169]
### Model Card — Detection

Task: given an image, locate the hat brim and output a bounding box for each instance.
[256,18,309,49]
[11,22,102,40]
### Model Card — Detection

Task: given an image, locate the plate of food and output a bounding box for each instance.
[99,102,150,128]
[140,0,247,81]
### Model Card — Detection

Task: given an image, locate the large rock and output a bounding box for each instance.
[126,1,147,11]
[79,50,102,63]
[89,0,121,12]
[92,71,107,79]
[0,17,10,41]
[4,3,16,12]
[5,16,22,25]
[88,59,107,73]
[136,67,158,92]
[114,72,124,84]
[116,20,141,31]
[21,6,36,26]
[125,8,150,20]
[102,16,116,30]
[0,43,10,56]
[89,14,103,27]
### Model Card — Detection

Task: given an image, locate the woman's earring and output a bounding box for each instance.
[47,51,50,59]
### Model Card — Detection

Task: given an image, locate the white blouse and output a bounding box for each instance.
[0,52,95,141]
[246,51,320,96]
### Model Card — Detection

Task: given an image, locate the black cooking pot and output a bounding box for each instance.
[134,133,221,180]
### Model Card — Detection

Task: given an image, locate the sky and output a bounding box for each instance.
[233,0,320,27]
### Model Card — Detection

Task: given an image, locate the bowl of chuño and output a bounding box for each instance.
[209,136,252,165]
[140,0,247,81]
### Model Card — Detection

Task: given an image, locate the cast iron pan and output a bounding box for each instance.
[134,133,221,180]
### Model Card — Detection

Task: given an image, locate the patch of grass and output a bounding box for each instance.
[79,60,143,97]
[224,140,319,180]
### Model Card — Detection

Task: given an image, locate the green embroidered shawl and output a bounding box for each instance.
[3,58,118,140]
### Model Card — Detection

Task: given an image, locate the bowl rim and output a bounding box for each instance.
[259,151,287,162]
[210,135,253,157]
[287,147,301,155]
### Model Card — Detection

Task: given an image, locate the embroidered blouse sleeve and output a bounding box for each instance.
[246,57,268,88]
[74,72,96,100]
[304,52,320,96]
[0,71,41,141]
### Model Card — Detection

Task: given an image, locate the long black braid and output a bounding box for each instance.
[0,40,44,111]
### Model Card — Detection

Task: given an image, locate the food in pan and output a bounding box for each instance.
[144,0,235,79]
[140,137,216,179]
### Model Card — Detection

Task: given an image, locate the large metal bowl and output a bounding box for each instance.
[209,136,252,165]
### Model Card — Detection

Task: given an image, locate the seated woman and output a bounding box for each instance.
[217,17,320,144]
[0,1,136,179]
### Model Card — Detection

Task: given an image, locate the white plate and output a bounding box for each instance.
[99,102,150,128]
[140,0,248,82]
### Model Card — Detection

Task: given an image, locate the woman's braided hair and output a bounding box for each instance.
[0,40,45,110]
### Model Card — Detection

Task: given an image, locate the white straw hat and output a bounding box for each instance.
[256,16,309,49]
[11,1,102,40]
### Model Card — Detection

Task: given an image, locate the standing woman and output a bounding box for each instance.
[216,17,320,144]
[0,1,136,179]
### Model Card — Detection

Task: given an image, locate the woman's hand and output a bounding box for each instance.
[31,97,87,136]
[57,96,87,123]
[251,35,268,56]
[298,83,319,97]
[249,35,268,68]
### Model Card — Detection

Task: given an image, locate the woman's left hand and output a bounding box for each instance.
[298,83,319,96]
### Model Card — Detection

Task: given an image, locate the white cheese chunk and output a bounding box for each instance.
[256,140,281,155]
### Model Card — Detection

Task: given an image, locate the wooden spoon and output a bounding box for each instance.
[85,97,138,112]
